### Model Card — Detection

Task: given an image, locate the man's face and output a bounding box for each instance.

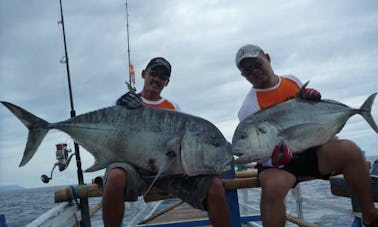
[239,53,272,89]
[143,66,170,94]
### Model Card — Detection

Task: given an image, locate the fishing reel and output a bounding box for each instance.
[41,143,75,183]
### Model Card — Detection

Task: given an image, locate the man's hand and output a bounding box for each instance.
[298,88,321,101]
[271,143,293,167]
[116,92,143,109]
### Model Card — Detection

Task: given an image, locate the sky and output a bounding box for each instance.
[0,0,377,189]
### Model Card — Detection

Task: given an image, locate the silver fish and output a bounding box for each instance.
[1,102,232,176]
[232,84,378,164]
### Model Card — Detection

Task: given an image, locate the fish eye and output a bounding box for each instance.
[239,132,247,140]
[206,136,221,147]
[211,137,222,147]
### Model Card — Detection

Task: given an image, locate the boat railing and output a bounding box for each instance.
[41,160,378,226]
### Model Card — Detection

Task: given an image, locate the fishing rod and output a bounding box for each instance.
[57,0,91,226]
[125,0,136,92]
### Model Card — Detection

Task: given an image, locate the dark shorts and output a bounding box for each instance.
[103,163,215,210]
[256,146,331,184]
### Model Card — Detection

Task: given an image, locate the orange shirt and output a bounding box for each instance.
[141,97,180,111]
[238,75,302,121]
[256,77,301,109]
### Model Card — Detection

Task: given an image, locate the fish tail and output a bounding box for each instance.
[359,93,378,133]
[1,101,50,166]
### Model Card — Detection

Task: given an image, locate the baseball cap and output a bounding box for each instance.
[235,44,263,69]
[145,57,172,75]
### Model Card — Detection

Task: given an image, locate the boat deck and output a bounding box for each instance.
[139,198,261,227]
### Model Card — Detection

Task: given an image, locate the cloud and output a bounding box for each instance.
[1,0,377,188]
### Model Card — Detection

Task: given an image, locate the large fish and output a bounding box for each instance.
[232,84,378,164]
[1,102,232,176]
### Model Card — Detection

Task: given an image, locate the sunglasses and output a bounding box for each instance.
[240,58,264,77]
[148,69,170,81]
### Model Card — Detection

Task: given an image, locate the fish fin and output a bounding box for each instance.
[143,172,161,198]
[84,161,106,172]
[143,138,180,197]
[295,81,310,99]
[143,154,176,197]
[359,93,378,133]
[1,101,50,167]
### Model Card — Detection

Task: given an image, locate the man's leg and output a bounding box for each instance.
[102,168,127,227]
[205,177,231,227]
[259,168,296,227]
[317,139,378,225]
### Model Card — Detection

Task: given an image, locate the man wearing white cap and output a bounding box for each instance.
[235,45,378,227]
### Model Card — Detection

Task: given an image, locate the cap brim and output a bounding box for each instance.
[237,52,260,68]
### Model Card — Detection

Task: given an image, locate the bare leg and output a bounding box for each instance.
[102,168,127,227]
[205,177,231,227]
[317,139,378,224]
[259,168,296,227]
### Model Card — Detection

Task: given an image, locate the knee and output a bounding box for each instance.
[105,168,127,191]
[260,175,292,200]
[207,177,226,199]
[335,139,363,160]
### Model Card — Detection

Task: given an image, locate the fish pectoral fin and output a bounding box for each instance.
[279,123,327,140]
[166,135,182,156]
[143,156,174,197]
[143,137,181,198]
[295,81,310,99]
[143,174,161,198]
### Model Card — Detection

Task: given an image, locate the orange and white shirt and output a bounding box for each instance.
[141,97,181,111]
[238,75,302,122]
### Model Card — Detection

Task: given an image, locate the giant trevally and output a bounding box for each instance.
[1,102,233,176]
[232,83,378,164]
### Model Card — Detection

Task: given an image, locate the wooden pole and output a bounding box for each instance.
[138,201,184,225]
[286,213,319,227]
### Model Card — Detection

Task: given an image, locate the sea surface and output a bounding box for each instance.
[1,155,377,227]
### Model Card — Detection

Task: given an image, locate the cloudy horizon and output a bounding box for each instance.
[1,0,377,188]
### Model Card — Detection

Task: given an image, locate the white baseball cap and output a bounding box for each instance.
[235,44,263,69]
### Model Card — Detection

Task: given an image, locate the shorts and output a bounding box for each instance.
[256,146,331,184]
[103,162,215,210]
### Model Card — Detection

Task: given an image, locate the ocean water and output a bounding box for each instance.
[1,156,377,227]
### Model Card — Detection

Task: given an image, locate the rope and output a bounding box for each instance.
[69,185,79,204]
[286,213,319,227]
[138,201,184,225]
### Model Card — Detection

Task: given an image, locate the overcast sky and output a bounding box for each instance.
[1,0,377,188]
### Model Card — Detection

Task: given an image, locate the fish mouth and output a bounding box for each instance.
[233,150,244,157]
[233,156,246,164]
[232,146,246,157]
[223,156,233,172]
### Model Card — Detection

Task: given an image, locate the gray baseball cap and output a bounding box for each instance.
[235,44,263,69]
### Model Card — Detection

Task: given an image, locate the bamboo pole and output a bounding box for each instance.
[286,213,319,227]
[55,169,349,203]
[138,201,184,225]
[235,169,258,178]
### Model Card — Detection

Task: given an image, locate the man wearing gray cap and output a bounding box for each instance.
[102,57,231,227]
[235,45,378,227]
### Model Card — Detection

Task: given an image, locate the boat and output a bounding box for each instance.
[13,158,376,227]
[2,1,377,227]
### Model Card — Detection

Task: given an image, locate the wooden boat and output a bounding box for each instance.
[2,1,374,226]
[21,159,378,227]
